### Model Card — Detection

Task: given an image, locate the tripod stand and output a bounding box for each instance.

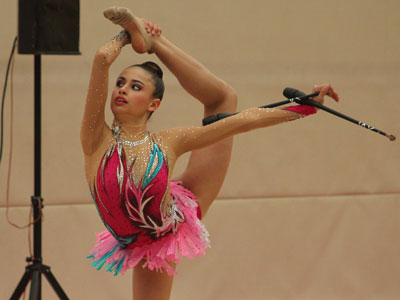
[10,55,69,300]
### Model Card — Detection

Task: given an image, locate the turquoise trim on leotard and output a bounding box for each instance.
[88,244,126,276]
[142,143,164,189]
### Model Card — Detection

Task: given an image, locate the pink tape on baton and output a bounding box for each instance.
[284,105,317,116]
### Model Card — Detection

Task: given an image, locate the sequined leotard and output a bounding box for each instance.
[86,121,211,276]
[91,124,187,249]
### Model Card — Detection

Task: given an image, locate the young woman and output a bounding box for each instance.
[81,6,339,300]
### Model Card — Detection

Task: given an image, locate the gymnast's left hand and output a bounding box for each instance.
[311,84,340,105]
[142,19,162,36]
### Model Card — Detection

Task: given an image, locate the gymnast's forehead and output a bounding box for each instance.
[118,65,153,84]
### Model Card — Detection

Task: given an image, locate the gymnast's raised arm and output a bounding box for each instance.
[80,30,131,155]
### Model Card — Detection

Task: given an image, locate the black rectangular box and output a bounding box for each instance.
[18,0,80,54]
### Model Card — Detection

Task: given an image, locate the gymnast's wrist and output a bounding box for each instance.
[114,30,131,47]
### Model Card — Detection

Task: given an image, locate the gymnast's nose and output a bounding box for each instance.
[118,84,128,94]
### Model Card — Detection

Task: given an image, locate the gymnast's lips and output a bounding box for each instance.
[115,96,128,105]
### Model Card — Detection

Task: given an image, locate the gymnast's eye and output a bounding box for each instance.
[116,80,124,87]
[132,84,141,91]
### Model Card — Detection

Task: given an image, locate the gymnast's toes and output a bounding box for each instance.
[103,6,134,25]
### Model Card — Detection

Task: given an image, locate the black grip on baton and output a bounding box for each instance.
[202,113,238,126]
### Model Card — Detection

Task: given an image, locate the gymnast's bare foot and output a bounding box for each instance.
[103,6,162,54]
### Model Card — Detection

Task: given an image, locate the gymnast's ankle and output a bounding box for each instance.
[103,6,153,54]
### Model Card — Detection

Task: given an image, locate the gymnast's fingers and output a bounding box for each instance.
[327,86,340,102]
[150,24,161,36]
[312,84,331,105]
[142,18,153,33]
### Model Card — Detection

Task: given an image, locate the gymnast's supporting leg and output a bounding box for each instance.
[132,262,176,300]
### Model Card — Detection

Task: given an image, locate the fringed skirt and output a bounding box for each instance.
[87,182,210,276]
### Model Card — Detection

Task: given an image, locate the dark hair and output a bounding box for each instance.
[130,62,164,118]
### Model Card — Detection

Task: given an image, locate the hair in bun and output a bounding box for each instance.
[141,61,163,79]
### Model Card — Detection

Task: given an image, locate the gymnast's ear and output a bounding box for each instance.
[148,98,161,112]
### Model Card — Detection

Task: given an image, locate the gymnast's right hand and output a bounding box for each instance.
[311,84,340,105]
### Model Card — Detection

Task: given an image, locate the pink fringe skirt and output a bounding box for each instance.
[87,182,210,276]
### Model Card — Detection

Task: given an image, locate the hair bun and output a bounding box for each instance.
[141,61,163,79]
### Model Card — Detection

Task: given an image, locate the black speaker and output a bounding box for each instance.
[18,0,80,55]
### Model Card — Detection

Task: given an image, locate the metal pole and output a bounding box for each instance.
[32,53,42,299]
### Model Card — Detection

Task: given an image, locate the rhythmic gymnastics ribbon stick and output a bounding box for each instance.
[202,87,396,142]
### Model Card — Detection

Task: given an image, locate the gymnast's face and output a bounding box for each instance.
[110,66,160,122]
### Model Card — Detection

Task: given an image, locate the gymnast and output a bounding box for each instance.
[80,6,339,300]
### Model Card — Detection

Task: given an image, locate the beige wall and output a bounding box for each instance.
[1,0,399,299]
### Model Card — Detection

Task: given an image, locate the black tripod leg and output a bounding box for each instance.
[10,268,32,300]
[43,268,69,300]
[29,269,40,300]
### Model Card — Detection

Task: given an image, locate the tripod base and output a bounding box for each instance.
[10,262,69,300]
